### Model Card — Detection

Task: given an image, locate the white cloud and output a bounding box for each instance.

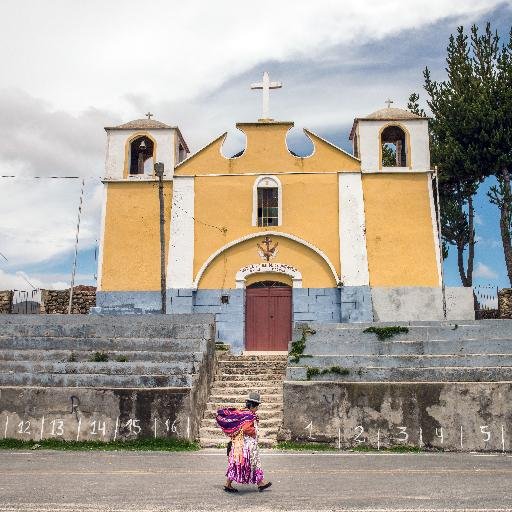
[474,261,499,279]
[0,269,92,291]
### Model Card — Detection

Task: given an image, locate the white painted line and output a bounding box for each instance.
[501,425,505,453]
[3,415,8,438]
[76,418,81,442]
[113,417,119,442]
[39,416,45,441]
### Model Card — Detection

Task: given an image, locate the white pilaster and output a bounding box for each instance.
[339,173,369,286]
[96,184,108,291]
[167,177,195,288]
[427,173,443,286]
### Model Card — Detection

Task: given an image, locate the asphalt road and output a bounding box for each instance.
[1,449,512,511]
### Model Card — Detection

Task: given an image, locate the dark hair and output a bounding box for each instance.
[246,400,259,409]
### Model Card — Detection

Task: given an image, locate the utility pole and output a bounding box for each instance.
[68,178,85,314]
[154,162,167,314]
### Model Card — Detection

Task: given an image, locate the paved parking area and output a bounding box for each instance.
[1,449,512,511]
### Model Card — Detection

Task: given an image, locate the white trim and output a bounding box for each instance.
[96,184,108,291]
[338,173,369,286]
[235,263,302,288]
[193,230,339,288]
[252,175,282,227]
[362,168,431,174]
[167,177,195,288]
[427,174,443,286]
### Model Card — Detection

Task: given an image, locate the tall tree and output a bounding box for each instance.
[487,27,512,285]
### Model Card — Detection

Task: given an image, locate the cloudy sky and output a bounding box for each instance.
[0,0,511,297]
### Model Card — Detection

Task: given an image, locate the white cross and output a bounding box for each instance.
[385,98,394,108]
[251,71,282,120]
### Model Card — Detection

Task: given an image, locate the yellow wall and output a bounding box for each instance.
[363,173,439,286]
[176,122,360,175]
[193,173,340,286]
[100,181,172,291]
[198,236,336,289]
[245,272,293,287]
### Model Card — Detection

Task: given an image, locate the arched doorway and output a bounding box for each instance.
[245,280,292,351]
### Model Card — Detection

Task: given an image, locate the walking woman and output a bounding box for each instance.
[216,392,272,493]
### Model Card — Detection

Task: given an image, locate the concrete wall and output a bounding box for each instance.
[371,287,475,322]
[281,381,512,452]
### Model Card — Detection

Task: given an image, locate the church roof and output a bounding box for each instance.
[110,118,173,130]
[349,107,426,140]
[363,107,424,121]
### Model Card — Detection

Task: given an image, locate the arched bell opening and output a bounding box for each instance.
[129,136,155,175]
[380,125,408,168]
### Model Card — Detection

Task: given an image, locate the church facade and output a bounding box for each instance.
[95,89,474,352]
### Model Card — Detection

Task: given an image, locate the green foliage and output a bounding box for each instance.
[275,441,338,451]
[289,326,316,363]
[67,353,77,362]
[0,438,199,451]
[306,366,350,380]
[382,143,397,167]
[114,355,128,362]
[89,352,109,362]
[363,326,409,341]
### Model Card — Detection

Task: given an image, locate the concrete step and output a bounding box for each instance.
[294,354,512,368]
[205,403,283,415]
[300,339,512,357]
[212,379,284,388]
[208,394,283,404]
[0,336,206,353]
[0,361,197,375]
[287,365,512,382]
[216,368,286,377]
[298,320,512,345]
[220,354,288,362]
[0,372,193,387]
[0,314,214,339]
[217,359,287,367]
[208,385,282,395]
[199,425,280,438]
[0,349,203,363]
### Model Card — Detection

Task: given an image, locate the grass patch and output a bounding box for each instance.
[306,365,350,380]
[89,351,109,362]
[289,326,316,363]
[352,443,422,453]
[276,441,338,451]
[114,355,128,362]
[0,437,199,452]
[363,326,409,341]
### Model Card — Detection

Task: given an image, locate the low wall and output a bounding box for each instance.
[41,286,96,314]
[1,387,195,442]
[0,290,13,313]
[281,381,512,452]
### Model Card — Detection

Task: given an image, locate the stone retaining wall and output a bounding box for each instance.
[498,288,512,319]
[41,286,96,314]
[0,291,13,313]
[281,381,512,452]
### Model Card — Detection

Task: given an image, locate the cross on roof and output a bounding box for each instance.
[251,72,282,120]
[145,112,153,120]
[385,98,394,108]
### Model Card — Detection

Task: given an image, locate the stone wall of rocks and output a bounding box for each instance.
[40,286,96,314]
[0,291,13,314]
[498,288,512,319]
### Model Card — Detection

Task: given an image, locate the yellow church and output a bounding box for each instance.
[95,73,474,352]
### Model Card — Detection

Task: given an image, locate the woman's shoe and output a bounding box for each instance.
[224,486,239,493]
[258,482,272,492]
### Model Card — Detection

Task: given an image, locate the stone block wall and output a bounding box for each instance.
[498,288,512,319]
[41,286,96,314]
[293,288,341,323]
[0,291,13,313]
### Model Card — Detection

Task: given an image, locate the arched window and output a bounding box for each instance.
[129,136,154,175]
[380,125,408,167]
[253,176,282,227]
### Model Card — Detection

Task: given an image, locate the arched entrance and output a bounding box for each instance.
[245,280,292,351]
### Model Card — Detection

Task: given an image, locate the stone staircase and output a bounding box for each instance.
[287,320,512,382]
[199,353,288,448]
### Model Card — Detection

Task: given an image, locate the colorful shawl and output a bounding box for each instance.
[216,408,257,438]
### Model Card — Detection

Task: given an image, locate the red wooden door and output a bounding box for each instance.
[245,286,292,351]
